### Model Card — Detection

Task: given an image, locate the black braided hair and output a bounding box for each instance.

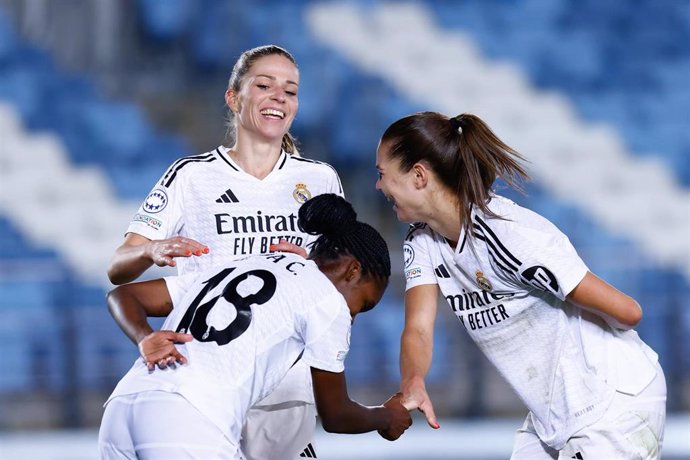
[299,194,391,279]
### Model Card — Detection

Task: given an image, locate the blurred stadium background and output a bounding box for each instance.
[0,0,688,458]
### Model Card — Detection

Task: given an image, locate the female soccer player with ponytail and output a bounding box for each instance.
[376,112,666,459]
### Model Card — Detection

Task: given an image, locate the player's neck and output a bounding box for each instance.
[420,190,462,244]
[228,139,283,179]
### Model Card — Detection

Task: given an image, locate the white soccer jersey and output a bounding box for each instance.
[126,146,344,275]
[106,253,352,454]
[403,195,659,450]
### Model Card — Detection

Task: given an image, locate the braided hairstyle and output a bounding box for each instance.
[298,194,391,281]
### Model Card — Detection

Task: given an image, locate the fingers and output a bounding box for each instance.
[170,346,188,365]
[151,238,209,266]
[418,400,440,429]
[177,237,209,254]
[173,332,194,343]
[269,240,308,258]
[144,354,183,371]
[140,331,191,370]
[156,356,177,369]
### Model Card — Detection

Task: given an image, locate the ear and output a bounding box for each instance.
[344,259,362,283]
[412,162,429,189]
[225,89,239,113]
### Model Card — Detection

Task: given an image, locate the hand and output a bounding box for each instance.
[269,239,307,258]
[377,392,413,441]
[138,331,193,371]
[401,379,440,429]
[147,237,209,268]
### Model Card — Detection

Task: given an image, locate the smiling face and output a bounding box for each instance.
[375,140,427,223]
[226,53,299,144]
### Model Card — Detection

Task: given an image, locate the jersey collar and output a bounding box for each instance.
[215,146,288,179]
[453,203,476,256]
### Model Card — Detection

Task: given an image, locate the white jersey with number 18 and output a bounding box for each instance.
[105,253,351,454]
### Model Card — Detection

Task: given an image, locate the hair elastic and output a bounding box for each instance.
[449,116,462,134]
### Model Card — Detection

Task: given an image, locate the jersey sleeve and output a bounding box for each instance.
[486,217,589,300]
[325,165,344,197]
[124,164,185,240]
[163,272,199,309]
[403,224,439,291]
[300,293,352,373]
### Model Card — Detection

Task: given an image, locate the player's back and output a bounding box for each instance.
[106,252,351,446]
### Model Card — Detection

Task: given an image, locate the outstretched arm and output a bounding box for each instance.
[311,368,411,439]
[107,279,192,370]
[400,284,441,429]
[567,271,642,330]
[108,233,209,285]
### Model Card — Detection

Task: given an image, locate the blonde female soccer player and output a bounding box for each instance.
[375,112,666,459]
[107,45,342,459]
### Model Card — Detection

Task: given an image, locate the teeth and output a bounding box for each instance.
[261,109,285,119]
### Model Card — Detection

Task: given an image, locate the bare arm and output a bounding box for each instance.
[108,233,209,285]
[311,368,411,439]
[107,279,192,369]
[567,271,642,330]
[399,284,441,429]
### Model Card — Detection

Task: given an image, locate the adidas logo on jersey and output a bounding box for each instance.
[216,188,239,203]
[299,443,317,458]
[435,264,451,278]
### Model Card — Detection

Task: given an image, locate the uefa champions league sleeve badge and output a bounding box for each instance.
[143,189,168,213]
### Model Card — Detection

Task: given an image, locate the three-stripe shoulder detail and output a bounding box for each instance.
[289,156,343,194]
[473,216,523,283]
[161,152,217,188]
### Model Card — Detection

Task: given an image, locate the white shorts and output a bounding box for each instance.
[99,390,242,460]
[511,362,666,460]
[241,401,317,460]
[241,360,318,460]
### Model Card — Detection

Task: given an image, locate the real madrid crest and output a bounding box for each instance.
[476,270,493,291]
[293,183,312,204]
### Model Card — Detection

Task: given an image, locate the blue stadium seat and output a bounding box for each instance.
[0,10,17,64]
[137,0,195,42]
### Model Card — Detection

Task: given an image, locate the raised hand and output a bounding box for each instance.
[147,237,209,268]
[377,392,413,441]
[138,331,193,371]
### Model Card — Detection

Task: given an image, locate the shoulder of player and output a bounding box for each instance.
[158,148,222,188]
[265,255,343,302]
[480,195,561,237]
[285,154,340,177]
[404,222,433,242]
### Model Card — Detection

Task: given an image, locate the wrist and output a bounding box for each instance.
[142,241,155,263]
[400,374,425,391]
